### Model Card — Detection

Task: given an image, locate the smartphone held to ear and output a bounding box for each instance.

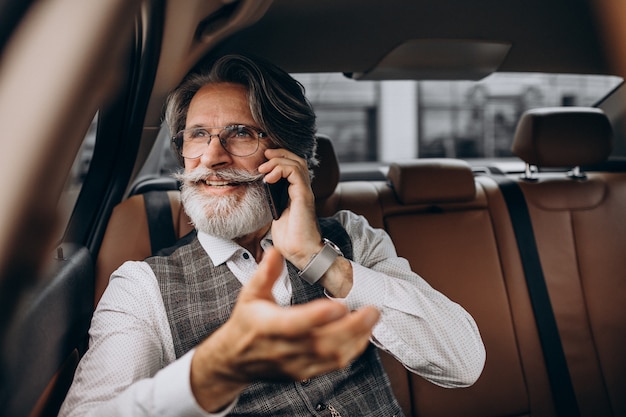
[264,178,290,220]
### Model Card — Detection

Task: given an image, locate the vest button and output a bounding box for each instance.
[315,403,326,411]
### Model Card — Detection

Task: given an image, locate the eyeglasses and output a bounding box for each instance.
[172,124,267,159]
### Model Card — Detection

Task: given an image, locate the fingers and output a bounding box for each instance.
[237,247,284,303]
[265,304,380,368]
[236,248,380,340]
[236,247,352,336]
[258,148,309,185]
[312,306,380,357]
[262,148,307,167]
[226,305,380,383]
[269,306,381,380]
[267,298,350,337]
[203,265,381,388]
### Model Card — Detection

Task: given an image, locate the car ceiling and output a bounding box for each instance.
[211,0,608,75]
[145,0,612,126]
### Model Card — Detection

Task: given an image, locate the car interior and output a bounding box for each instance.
[1,1,626,416]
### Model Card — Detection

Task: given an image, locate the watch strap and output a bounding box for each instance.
[298,238,343,284]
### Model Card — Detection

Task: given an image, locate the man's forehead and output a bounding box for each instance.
[186,83,253,124]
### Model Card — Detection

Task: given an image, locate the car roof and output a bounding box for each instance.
[213,0,608,75]
[143,0,612,128]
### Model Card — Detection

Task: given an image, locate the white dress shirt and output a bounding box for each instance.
[59,210,485,417]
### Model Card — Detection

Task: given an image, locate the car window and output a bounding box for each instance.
[56,113,98,241]
[293,73,623,163]
[143,72,622,185]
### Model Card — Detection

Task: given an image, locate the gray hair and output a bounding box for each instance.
[164,54,318,171]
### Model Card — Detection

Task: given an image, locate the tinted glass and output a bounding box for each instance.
[294,73,623,162]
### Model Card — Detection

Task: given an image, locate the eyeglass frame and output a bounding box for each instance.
[171,124,268,159]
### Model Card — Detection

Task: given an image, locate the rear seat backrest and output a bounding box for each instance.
[509,107,626,416]
[378,158,556,417]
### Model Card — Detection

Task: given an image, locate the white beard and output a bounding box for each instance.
[175,168,273,240]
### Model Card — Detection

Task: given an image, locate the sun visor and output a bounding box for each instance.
[346,39,511,81]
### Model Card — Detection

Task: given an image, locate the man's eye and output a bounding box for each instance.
[188,129,209,140]
[234,126,255,138]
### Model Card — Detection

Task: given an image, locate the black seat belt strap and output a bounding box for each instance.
[143,191,177,255]
[493,176,580,417]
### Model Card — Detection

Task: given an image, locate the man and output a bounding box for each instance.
[60,55,485,416]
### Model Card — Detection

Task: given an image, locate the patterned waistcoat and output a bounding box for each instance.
[146,219,404,417]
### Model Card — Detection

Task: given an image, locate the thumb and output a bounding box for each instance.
[238,247,284,302]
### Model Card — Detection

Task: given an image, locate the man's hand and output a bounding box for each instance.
[259,148,355,297]
[258,148,322,267]
[190,248,380,412]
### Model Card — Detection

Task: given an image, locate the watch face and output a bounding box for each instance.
[323,238,343,256]
[298,238,343,284]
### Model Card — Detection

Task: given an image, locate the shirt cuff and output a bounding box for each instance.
[153,349,238,417]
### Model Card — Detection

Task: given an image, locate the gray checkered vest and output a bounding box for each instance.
[146,219,404,416]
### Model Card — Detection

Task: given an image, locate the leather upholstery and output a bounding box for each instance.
[509,107,625,416]
[510,106,626,415]
[517,173,625,416]
[387,158,476,204]
[95,190,193,305]
[512,107,613,167]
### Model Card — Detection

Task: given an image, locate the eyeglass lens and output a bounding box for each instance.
[177,125,261,158]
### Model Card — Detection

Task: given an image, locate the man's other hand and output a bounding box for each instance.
[190,247,380,412]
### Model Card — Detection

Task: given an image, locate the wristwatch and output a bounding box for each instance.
[298,238,343,284]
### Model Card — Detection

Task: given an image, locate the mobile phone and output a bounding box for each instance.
[264,177,290,220]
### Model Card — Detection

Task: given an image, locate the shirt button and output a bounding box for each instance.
[300,378,310,385]
[315,403,326,411]
[242,252,250,260]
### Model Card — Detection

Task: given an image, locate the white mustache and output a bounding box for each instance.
[175,167,264,184]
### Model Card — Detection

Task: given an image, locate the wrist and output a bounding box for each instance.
[190,333,247,412]
[318,256,353,298]
[292,241,325,270]
[298,238,343,285]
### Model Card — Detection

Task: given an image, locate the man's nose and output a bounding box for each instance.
[199,134,231,167]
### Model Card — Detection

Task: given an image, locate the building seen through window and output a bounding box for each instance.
[294,73,623,163]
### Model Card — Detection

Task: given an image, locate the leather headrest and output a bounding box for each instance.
[387,159,476,204]
[312,134,340,200]
[512,107,613,167]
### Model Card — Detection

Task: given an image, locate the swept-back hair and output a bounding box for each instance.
[164,54,318,171]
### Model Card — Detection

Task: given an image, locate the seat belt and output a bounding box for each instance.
[493,176,580,417]
[143,191,177,255]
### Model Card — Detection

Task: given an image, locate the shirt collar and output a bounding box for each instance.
[197,230,274,265]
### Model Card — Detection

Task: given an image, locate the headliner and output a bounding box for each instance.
[208,0,610,77]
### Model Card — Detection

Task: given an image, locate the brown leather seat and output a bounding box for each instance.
[376,158,557,417]
[510,107,626,416]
